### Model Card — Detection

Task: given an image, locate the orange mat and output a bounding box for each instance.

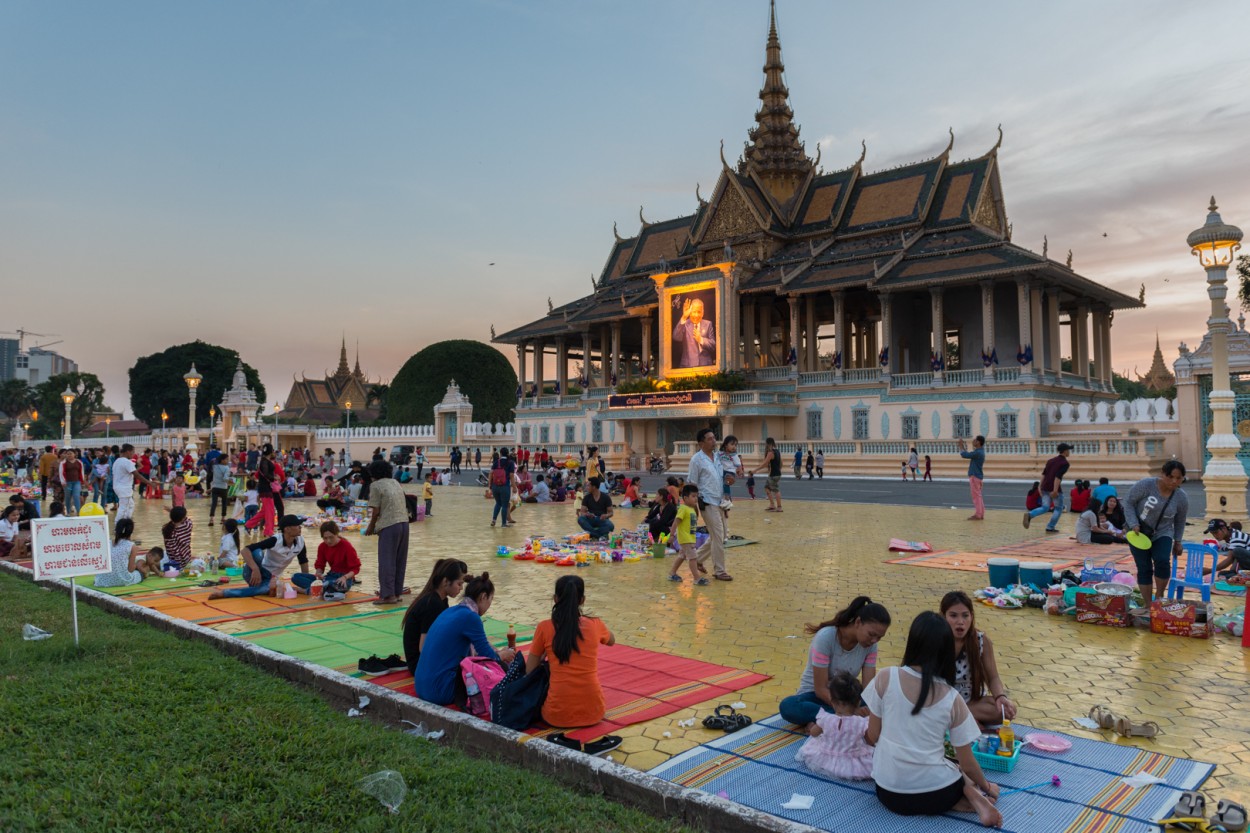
[125,585,378,624]
[887,537,1133,573]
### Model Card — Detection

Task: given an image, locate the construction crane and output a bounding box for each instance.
[0,329,61,350]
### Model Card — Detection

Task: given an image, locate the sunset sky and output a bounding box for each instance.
[4,0,1249,416]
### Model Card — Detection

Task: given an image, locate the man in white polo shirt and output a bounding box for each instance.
[688,427,732,581]
[111,444,151,521]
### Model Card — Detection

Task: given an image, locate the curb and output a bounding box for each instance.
[1,559,818,833]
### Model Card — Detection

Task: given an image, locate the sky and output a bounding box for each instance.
[3,0,1249,417]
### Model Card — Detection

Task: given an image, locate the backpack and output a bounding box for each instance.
[490,652,550,730]
[460,656,508,720]
[490,464,508,487]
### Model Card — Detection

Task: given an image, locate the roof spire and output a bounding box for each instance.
[353,340,363,379]
[741,0,811,203]
[334,334,351,380]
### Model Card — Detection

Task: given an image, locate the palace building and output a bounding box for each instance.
[494,3,1144,473]
[277,338,379,424]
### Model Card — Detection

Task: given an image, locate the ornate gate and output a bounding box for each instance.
[1199,374,1250,474]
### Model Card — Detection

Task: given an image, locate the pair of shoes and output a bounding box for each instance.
[382,653,406,671]
[358,655,390,676]
[695,577,710,586]
[714,573,734,582]
[207,520,214,526]
[668,574,682,582]
[1167,792,1248,832]
[702,705,753,733]
[1044,528,1061,534]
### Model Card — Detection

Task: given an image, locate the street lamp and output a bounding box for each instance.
[161,409,168,450]
[1188,197,1246,514]
[105,415,112,439]
[183,364,202,454]
[344,399,353,466]
[61,386,76,447]
[209,405,216,449]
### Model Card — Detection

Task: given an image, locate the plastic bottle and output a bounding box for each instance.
[997,720,1015,756]
[507,624,517,650]
[464,672,479,697]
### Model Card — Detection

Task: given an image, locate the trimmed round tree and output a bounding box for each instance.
[129,341,265,428]
[387,340,517,428]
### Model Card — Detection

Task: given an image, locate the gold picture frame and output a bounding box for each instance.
[654,264,730,379]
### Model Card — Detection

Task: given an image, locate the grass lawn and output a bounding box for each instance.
[0,573,690,833]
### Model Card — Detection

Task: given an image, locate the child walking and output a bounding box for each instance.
[795,670,874,780]
[423,472,435,518]
[242,479,259,534]
[923,455,933,482]
[171,474,186,509]
[746,471,756,500]
[668,484,708,585]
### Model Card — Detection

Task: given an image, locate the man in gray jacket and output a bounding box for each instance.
[1122,460,1189,603]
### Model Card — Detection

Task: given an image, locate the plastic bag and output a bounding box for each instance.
[22,624,52,641]
[357,770,408,813]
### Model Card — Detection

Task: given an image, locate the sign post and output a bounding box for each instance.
[31,515,111,646]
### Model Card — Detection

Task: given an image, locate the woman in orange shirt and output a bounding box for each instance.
[525,575,621,755]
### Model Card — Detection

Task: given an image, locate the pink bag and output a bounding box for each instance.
[460,656,508,720]
[887,538,933,553]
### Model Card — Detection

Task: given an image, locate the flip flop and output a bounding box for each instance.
[1088,704,1118,730]
[1174,791,1207,819]
[1214,799,1247,832]
[1114,716,1161,738]
[546,733,582,751]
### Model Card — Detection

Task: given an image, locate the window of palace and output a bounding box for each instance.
[852,408,869,440]
[806,409,822,440]
[944,329,961,370]
[539,425,550,444]
[520,426,532,445]
[591,420,603,443]
[997,413,1018,439]
[564,424,576,444]
[902,415,920,440]
[953,413,972,439]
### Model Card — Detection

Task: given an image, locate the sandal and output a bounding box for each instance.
[1113,716,1161,738]
[1214,799,1247,832]
[1088,704,1118,730]
[1173,791,1207,820]
[547,732,582,751]
[583,735,622,756]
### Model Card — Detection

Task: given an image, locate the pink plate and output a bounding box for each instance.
[1026,733,1072,753]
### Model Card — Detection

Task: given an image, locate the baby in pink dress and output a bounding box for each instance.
[795,670,874,780]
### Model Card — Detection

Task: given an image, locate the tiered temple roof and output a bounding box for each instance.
[495,3,1139,346]
[279,337,378,424]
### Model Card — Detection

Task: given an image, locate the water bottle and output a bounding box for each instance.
[464,672,479,697]
[507,624,517,650]
[997,720,1015,756]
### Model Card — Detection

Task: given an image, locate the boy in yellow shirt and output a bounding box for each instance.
[422,474,435,518]
[668,484,708,584]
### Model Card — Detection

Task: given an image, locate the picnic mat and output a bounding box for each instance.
[87,572,235,596]
[357,642,771,743]
[649,716,1213,833]
[888,538,1131,574]
[122,584,378,625]
[235,610,531,675]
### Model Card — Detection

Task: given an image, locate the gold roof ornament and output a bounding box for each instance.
[1138,283,1146,303]
[1042,236,1048,259]
[1066,249,1073,269]
[490,324,496,339]
[613,221,623,243]
[944,127,955,155]
[639,206,652,228]
[547,297,554,313]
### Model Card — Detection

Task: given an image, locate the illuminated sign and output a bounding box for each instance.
[607,390,713,409]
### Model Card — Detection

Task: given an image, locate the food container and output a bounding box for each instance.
[987,558,1020,589]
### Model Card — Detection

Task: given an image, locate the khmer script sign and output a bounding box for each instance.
[607,390,713,409]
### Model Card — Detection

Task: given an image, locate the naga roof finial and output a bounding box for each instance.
[990,123,1003,155]
[639,206,652,227]
[944,127,955,155]
[856,140,867,167]
[696,182,707,206]
[720,139,730,170]
[490,324,496,339]
[613,221,622,242]
[813,143,821,170]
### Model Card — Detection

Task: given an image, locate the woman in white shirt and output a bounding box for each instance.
[0,505,21,559]
[864,611,1002,828]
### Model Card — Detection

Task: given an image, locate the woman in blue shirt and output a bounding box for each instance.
[415,572,517,706]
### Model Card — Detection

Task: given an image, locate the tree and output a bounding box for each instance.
[367,383,390,424]
[28,372,106,438]
[129,342,265,427]
[1236,254,1250,310]
[387,340,517,427]
[0,379,32,423]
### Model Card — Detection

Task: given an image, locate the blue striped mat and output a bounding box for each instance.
[647,716,1214,833]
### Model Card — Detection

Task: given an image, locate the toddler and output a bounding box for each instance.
[668,484,708,585]
[746,471,756,500]
[243,479,259,527]
[219,518,241,567]
[171,474,186,509]
[422,473,435,518]
[795,671,874,780]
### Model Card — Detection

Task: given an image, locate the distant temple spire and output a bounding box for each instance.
[1138,333,1176,392]
[353,340,364,380]
[334,335,351,381]
[740,0,812,203]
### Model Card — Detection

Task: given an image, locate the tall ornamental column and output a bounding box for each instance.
[787,297,800,367]
[742,299,756,370]
[1016,279,1034,380]
[1090,309,1105,389]
[804,296,818,371]
[759,303,772,367]
[555,338,568,398]
[600,325,611,385]
[1074,305,1090,383]
[1047,291,1062,375]
[640,316,653,375]
[980,281,996,381]
[1030,286,1046,382]
[610,321,621,385]
[1101,311,1114,390]
[581,331,591,391]
[831,290,846,381]
[879,293,893,377]
[516,342,528,399]
[533,339,545,395]
[930,287,944,383]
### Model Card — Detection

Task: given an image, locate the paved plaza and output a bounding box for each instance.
[117,479,1249,807]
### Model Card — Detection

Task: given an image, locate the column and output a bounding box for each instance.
[787,296,800,367]
[516,342,528,399]
[610,321,621,385]
[555,338,568,398]
[1029,286,1046,381]
[533,339,545,395]
[759,303,772,367]
[804,296,818,371]
[980,280,996,380]
[742,299,756,370]
[930,288,945,382]
[879,293,893,376]
[640,316,653,375]
[1046,291,1061,374]
[1016,279,1033,380]
[1102,311,1114,389]
[831,290,846,380]
[600,324,611,385]
[1090,310,1105,389]
[581,331,591,391]
[1075,304,1090,382]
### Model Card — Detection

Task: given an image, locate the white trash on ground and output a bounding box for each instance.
[401,720,445,740]
[357,770,408,813]
[22,624,52,641]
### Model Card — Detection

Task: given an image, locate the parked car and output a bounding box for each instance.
[389,445,414,465]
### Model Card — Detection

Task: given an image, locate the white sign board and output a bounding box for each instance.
[31,516,111,580]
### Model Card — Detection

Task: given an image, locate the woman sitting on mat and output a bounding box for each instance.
[402,558,470,675]
[1075,498,1124,545]
[941,591,1017,727]
[779,596,891,728]
[524,575,621,755]
[415,572,516,706]
[94,518,149,587]
[1102,494,1128,534]
[209,514,310,599]
[865,611,1001,827]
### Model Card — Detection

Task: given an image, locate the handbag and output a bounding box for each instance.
[1137,489,1176,539]
[490,652,549,730]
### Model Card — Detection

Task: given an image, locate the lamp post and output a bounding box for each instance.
[209,405,216,450]
[61,387,76,448]
[344,400,353,467]
[1188,196,1246,515]
[161,409,168,450]
[31,409,38,439]
[183,364,202,454]
[105,415,112,440]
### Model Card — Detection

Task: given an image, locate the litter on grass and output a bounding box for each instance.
[22,624,52,641]
[401,720,445,741]
[357,770,408,813]
[730,701,746,709]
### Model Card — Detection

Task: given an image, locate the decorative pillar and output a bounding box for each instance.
[640,316,653,375]
[516,342,528,398]
[581,331,591,391]
[879,293,893,377]
[759,303,772,367]
[804,296,818,372]
[600,324,610,385]
[831,290,846,381]
[1047,291,1062,374]
[980,280,995,380]
[786,297,800,367]
[610,321,621,385]
[1016,279,1033,380]
[1075,305,1090,382]
[742,299,756,370]
[1030,286,1046,382]
[533,339,545,395]
[1101,311,1114,389]
[1090,310,1105,389]
[555,338,568,398]
[930,288,945,383]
